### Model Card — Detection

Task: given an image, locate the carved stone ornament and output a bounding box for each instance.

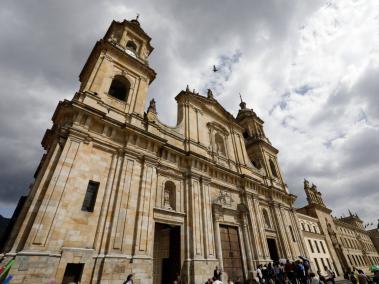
[213,190,234,207]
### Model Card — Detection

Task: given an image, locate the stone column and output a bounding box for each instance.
[249,195,270,259]
[239,205,254,274]
[133,156,157,258]
[212,203,224,270]
[272,204,293,259]
[28,137,81,248]
[200,177,216,259]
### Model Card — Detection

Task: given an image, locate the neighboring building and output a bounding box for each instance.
[296,212,336,275]
[2,19,310,284]
[335,214,379,270]
[297,180,379,275]
[368,226,379,260]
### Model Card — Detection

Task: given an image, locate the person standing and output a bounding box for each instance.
[357,270,367,284]
[123,274,133,284]
[310,272,320,284]
[257,265,263,284]
[214,266,222,281]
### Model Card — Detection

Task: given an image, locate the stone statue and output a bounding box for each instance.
[207,89,214,99]
[148,98,156,113]
[304,179,309,189]
[163,188,172,210]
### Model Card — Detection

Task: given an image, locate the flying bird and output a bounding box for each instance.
[213,65,218,72]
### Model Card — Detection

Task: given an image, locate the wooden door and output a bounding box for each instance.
[220,225,244,281]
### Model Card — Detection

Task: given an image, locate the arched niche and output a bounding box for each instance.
[163,180,176,210]
[108,75,131,101]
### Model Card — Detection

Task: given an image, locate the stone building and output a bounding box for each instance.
[296,180,379,275]
[296,211,336,275]
[2,18,311,283]
[2,18,378,284]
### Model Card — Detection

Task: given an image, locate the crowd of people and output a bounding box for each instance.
[201,259,332,284]
[198,260,379,284]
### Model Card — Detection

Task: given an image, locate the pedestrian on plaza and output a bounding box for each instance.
[309,272,320,284]
[123,273,133,284]
[303,259,310,280]
[257,264,264,283]
[317,270,325,284]
[213,276,223,284]
[267,263,275,284]
[205,278,213,284]
[372,270,379,284]
[214,266,222,281]
[357,270,367,284]
[350,269,358,284]
[324,266,335,284]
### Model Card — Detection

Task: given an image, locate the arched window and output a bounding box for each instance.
[215,133,226,156]
[126,40,138,52]
[108,75,130,101]
[163,181,176,210]
[269,159,278,177]
[262,209,271,228]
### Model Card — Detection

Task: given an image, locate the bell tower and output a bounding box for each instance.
[236,99,287,192]
[78,18,156,117]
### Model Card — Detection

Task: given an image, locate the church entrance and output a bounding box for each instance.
[220,225,244,281]
[153,223,181,284]
[266,238,279,261]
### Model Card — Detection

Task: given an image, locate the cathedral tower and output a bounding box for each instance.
[78,18,156,117]
[236,99,288,193]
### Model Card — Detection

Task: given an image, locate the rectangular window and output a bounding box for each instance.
[314,240,320,253]
[321,258,326,269]
[326,258,332,270]
[314,258,320,272]
[81,181,99,212]
[289,225,296,242]
[320,241,326,253]
[308,239,314,253]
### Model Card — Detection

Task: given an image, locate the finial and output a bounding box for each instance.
[348,209,353,216]
[186,85,189,92]
[136,13,140,21]
[304,179,310,189]
[207,89,214,99]
[239,93,246,110]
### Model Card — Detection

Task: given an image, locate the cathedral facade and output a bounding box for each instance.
[2,19,378,283]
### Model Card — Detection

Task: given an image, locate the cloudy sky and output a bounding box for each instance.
[0,0,378,227]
